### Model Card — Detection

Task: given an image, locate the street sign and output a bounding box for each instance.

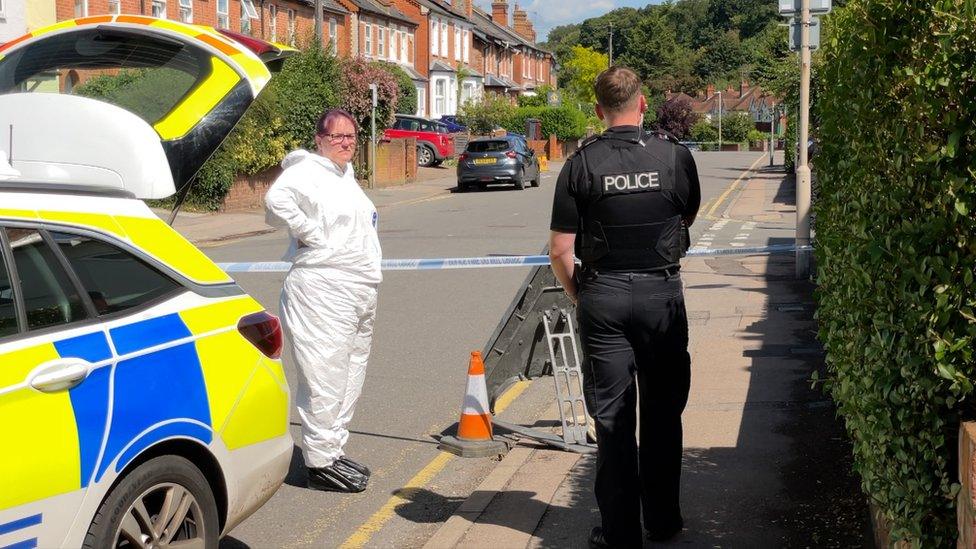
[779,0,831,16]
[789,17,821,51]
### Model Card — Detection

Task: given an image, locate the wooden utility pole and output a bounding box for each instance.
[314,0,323,44]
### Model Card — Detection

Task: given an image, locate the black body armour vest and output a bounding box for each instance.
[576,130,684,272]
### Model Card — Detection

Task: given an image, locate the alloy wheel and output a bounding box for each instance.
[113,482,207,549]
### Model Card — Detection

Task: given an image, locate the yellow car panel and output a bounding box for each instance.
[113,215,233,285]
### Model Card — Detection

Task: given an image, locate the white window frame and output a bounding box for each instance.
[0,0,6,18]
[364,23,372,56]
[217,0,229,29]
[287,8,296,46]
[430,19,439,57]
[74,0,88,18]
[269,4,278,42]
[152,0,167,19]
[178,0,192,22]
[240,2,250,35]
[462,29,469,63]
[454,26,461,61]
[390,27,398,60]
[108,0,121,15]
[416,86,426,117]
[329,17,338,51]
[440,21,448,57]
[241,0,258,19]
[378,26,386,58]
[400,30,408,63]
[433,77,447,117]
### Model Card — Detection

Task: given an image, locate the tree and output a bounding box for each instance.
[339,57,399,143]
[619,11,678,84]
[716,112,753,142]
[690,118,718,142]
[269,45,342,149]
[654,97,699,139]
[560,45,608,106]
[458,93,515,135]
[372,61,417,115]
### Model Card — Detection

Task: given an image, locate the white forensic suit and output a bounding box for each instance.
[265,150,382,468]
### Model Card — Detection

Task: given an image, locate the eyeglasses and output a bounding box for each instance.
[324,133,357,143]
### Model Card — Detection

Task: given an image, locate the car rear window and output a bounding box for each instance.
[467,140,510,153]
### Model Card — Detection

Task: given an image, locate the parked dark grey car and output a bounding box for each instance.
[456,136,541,192]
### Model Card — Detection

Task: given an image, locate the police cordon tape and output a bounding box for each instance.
[216,244,813,273]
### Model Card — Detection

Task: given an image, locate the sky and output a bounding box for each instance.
[473,0,667,42]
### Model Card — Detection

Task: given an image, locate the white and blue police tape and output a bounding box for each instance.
[217,244,812,273]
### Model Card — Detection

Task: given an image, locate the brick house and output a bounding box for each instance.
[669,81,784,132]
[470,5,517,97]
[413,0,479,118]
[475,0,554,99]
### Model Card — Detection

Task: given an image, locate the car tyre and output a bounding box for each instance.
[83,455,219,549]
[457,181,468,193]
[417,145,435,167]
[514,168,525,190]
[530,168,540,187]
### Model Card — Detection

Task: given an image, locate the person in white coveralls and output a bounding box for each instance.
[265,109,382,493]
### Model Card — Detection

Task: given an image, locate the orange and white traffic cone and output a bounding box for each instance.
[438,351,509,458]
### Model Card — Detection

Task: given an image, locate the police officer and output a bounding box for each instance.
[548,66,700,548]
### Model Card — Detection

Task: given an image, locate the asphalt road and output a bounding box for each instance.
[202,150,783,548]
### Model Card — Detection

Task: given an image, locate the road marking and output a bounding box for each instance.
[705,154,766,218]
[378,192,453,210]
[338,380,532,549]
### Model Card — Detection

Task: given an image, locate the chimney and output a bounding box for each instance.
[451,0,462,13]
[512,5,532,40]
[465,0,473,18]
[492,0,508,27]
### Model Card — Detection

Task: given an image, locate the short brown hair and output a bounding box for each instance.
[594,66,642,113]
[316,108,358,136]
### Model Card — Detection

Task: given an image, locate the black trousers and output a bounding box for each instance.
[577,269,691,547]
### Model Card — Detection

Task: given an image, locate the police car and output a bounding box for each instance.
[0,17,294,548]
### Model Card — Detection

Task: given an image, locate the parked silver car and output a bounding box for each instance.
[457,136,541,192]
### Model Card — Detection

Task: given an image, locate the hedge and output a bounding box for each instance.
[815,0,976,544]
[506,106,588,141]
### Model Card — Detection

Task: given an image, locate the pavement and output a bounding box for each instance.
[421,159,873,548]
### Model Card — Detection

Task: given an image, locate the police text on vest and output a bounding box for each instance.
[603,172,661,193]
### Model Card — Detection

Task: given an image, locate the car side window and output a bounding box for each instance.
[6,228,88,330]
[0,248,18,338]
[393,119,406,130]
[49,231,181,316]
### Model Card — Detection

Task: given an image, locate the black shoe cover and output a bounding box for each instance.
[307,462,368,493]
[337,457,371,479]
[588,527,610,549]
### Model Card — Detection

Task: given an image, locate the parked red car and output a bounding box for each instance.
[384,114,454,167]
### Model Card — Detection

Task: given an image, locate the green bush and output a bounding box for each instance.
[458,93,516,135]
[690,119,718,142]
[747,129,767,146]
[715,112,753,143]
[507,106,588,141]
[372,61,418,115]
[269,45,343,150]
[815,0,976,544]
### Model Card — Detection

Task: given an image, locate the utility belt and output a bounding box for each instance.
[578,214,687,272]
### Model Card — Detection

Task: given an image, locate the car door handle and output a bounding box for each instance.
[29,358,92,393]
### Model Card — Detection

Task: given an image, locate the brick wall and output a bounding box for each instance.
[221,166,281,211]
[547,134,561,160]
[373,137,416,187]
[527,139,546,157]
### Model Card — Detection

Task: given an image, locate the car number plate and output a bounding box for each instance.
[473,158,496,165]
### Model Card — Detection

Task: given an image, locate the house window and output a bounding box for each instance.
[329,17,337,51]
[440,21,447,56]
[454,26,461,60]
[151,0,166,19]
[364,23,372,56]
[378,26,385,58]
[108,0,121,15]
[240,3,250,34]
[408,33,414,63]
[269,4,277,42]
[416,86,426,117]
[462,29,469,63]
[400,30,408,63]
[287,8,296,45]
[179,0,192,22]
[430,19,439,57]
[74,0,87,17]
[434,78,447,116]
[217,0,229,29]
[461,81,476,104]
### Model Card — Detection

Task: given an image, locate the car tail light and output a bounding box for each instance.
[238,311,283,359]
[459,153,469,161]
[506,150,517,158]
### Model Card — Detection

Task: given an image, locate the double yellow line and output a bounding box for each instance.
[703,154,767,218]
[338,380,532,549]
